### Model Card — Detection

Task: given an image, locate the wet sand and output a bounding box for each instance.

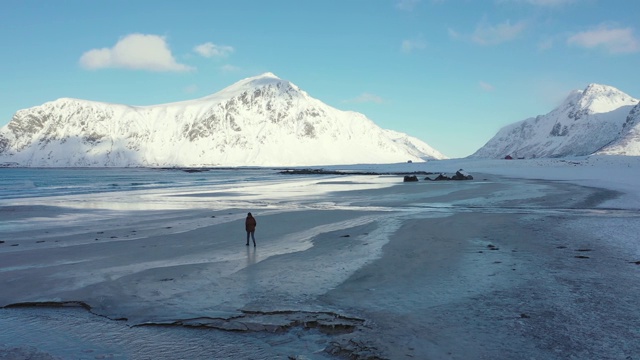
[324,210,640,359]
[1,174,639,359]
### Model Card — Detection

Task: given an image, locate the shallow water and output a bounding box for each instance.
[0,168,398,359]
[0,168,287,200]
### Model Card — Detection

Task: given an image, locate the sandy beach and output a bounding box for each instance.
[1,161,639,359]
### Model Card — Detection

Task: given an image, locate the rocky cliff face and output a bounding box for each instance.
[0,73,446,167]
[472,84,638,159]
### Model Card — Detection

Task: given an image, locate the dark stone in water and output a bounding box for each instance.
[452,170,473,180]
[425,169,474,181]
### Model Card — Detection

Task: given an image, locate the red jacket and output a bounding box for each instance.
[245,215,257,232]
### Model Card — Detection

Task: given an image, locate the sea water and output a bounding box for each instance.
[0,167,287,201]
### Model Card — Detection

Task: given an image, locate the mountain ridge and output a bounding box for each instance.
[471,83,639,159]
[0,73,446,167]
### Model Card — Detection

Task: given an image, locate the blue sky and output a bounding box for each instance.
[1,0,639,158]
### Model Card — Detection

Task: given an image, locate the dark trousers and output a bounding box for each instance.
[246,231,256,245]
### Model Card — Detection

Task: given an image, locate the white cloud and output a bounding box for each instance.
[567,24,640,54]
[79,34,193,72]
[344,93,385,104]
[396,0,420,11]
[194,42,235,58]
[472,19,528,45]
[479,81,495,91]
[402,38,427,53]
[220,64,241,72]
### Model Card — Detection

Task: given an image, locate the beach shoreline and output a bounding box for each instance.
[1,164,639,359]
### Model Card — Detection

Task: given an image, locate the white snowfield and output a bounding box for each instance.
[0,73,446,167]
[599,101,640,155]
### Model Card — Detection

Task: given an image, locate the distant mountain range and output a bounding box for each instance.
[2,75,639,167]
[472,84,640,158]
[0,73,446,167]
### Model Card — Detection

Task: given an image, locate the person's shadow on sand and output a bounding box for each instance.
[246,246,257,266]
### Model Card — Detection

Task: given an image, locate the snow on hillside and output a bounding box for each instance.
[598,102,640,156]
[382,129,447,160]
[0,73,446,167]
[472,84,638,159]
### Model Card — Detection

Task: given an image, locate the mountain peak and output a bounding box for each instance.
[581,83,630,100]
[256,72,279,79]
[576,83,636,113]
[221,72,296,93]
[583,83,616,93]
[197,72,297,103]
[238,72,283,85]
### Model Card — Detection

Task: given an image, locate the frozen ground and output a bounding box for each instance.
[0,156,639,359]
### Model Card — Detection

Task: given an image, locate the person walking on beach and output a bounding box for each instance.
[245,212,257,247]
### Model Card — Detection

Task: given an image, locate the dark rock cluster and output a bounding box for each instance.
[428,170,473,181]
[420,169,474,182]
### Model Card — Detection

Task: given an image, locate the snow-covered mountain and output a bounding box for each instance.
[0,73,446,167]
[597,102,640,155]
[471,84,639,159]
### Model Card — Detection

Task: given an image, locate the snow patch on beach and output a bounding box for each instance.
[331,155,640,210]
